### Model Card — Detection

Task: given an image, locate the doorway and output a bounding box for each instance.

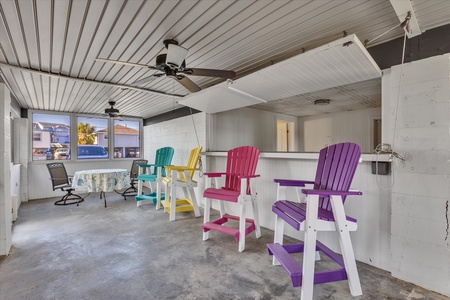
[277,120,295,152]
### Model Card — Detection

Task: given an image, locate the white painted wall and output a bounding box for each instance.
[10,163,20,221]
[298,107,381,153]
[210,107,298,152]
[16,118,29,203]
[211,106,379,153]
[382,54,450,297]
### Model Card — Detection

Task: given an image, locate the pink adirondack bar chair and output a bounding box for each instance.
[202,146,261,252]
[267,142,362,300]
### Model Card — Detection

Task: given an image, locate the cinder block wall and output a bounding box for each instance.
[382,54,450,297]
[143,112,208,200]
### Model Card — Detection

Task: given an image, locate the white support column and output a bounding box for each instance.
[0,83,12,256]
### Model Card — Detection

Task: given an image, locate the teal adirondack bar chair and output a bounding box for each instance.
[135,147,174,209]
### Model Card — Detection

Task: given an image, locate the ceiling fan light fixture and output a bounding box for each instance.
[166,44,188,68]
[314,99,331,105]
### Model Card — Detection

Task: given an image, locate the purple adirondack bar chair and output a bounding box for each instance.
[267,142,363,300]
[202,146,261,252]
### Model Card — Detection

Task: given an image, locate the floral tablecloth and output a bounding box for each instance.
[72,169,130,193]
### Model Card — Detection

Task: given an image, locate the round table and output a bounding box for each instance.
[72,169,130,207]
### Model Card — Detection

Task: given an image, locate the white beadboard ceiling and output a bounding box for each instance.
[0,0,449,119]
[179,34,381,113]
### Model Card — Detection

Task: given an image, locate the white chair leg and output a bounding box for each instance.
[137,179,143,207]
[251,195,261,238]
[163,183,170,212]
[277,184,286,201]
[238,201,247,252]
[188,186,201,217]
[169,181,176,221]
[156,180,161,210]
[300,195,319,300]
[219,200,225,217]
[272,214,285,265]
[331,196,362,296]
[203,198,211,241]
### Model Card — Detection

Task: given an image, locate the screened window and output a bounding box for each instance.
[32,113,70,161]
[113,119,140,158]
[30,112,141,161]
[77,116,108,160]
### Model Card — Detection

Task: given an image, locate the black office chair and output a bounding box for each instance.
[121,159,148,200]
[46,162,84,206]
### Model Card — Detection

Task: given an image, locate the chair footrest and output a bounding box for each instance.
[135,192,165,204]
[161,199,194,213]
[267,242,348,287]
[202,214,255,242]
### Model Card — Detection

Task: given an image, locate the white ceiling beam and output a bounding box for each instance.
[389,0,422,38]
[0,63,184,98]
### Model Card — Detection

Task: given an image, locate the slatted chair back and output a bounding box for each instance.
[153,147,174,176]
[47,162,70,190]
[313,142,361,211]
[131,159,148,180]
[183,146,202,181]
[223,146,260,194]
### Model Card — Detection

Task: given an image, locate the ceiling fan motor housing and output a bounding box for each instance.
[105,101,119,114]
[156,53,186,71]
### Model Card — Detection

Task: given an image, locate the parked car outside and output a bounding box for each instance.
[54,148,69,160]
[45,148,54,160]
[67,145,109,159]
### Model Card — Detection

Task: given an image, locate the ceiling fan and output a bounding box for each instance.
[104,101,134,120]
[96,39,236,93]
[105,101,120,117]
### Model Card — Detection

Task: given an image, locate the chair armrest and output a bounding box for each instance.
[165,166,197,171]
[237,174,260,179]
[204,172,226,177]
[301,189,362,197]
[138,163,154,167]
[273,179,314,187]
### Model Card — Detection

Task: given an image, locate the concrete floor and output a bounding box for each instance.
[0,192,447,300]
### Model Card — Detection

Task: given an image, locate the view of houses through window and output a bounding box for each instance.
[32,113,140,161]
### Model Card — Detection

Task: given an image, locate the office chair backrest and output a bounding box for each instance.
[46,162,70,190]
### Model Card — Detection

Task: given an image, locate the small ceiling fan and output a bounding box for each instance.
[105,101,120,118]
[96,39,236,93]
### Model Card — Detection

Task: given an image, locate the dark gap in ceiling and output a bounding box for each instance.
[368,23,450,70]
[144,106,200,126]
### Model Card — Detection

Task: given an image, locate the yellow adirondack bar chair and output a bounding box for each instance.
[161,146,202,221]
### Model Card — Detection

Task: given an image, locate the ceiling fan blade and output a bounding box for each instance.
[175,75,201,93]
[182,68,236,79]
[95,58,157,70]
